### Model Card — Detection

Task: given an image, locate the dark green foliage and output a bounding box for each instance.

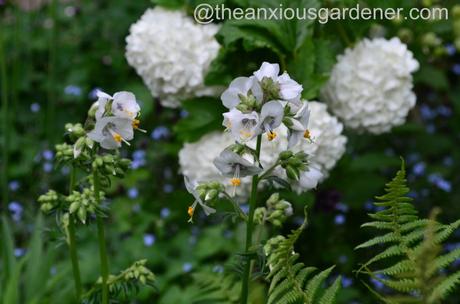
[356,161,460,303]
[266,210,341,304]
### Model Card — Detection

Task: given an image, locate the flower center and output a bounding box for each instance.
[267,131,277,141]
[132,119,140,129]
[230,178,241,186]
[304,129,311,140]
[187,206,195,218]
[112,133,122,143]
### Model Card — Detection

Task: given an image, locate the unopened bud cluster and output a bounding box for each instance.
[196,181,225,201]
[255,193,293,226]
[38,190,60,213]
[92,155,131,179]
[279,151,309,181]
[68,188,105,224]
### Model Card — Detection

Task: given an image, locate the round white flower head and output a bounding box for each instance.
[321,37,419,134]
[125,7,221,108]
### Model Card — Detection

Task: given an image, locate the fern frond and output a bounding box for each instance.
[355,160,460,303]
[191,272,241,303]
[266,208,341,304]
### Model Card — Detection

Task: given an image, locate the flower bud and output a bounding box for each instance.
[286,166,300,181]
[279,151,293,160]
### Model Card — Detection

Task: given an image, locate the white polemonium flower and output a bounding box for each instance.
[221,76,263,109]
[223,109,260,143]
[253,62,303,100]
[125,7,221,108]
[111,91,140,120]
[213,148,262,194]
[249,101,347,193]
[184,176,216,223]
[179,132,252,197]
[88,117,134,150]
[257,100,284,141]
[284,100,311,148]
[321,37,419,134]
[298,166,323,190]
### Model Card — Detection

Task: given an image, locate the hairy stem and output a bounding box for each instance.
[240,135,262,304]
[0,20,9,211]
[93,169,109,304]
[68,165,83,301]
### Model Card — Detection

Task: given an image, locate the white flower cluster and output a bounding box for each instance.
[321,37,419,134]
[125,7,221,108]
[179,101,347,196]
[85,91,144,151]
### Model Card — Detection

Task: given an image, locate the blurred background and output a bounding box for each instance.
[0,0,459,303]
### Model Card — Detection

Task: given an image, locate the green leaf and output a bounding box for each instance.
[174,97,225,142]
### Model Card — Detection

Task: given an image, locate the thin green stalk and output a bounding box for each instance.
[68,165,82,301]
[93,169,109,304]
[240,135,262,304]
[0,19,9,211]
[47,0,58,142]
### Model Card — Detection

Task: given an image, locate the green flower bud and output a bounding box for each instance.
[254,207,266,224]
[286,166,299,181]
[205,189,219,201]
[279,151,293,160]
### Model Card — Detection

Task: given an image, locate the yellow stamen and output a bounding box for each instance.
[132,119,140,129]
[188,206,195,217]
[304,129,311,140]
[240,130,253,139]
[230,178,241,186]
[112,133,122,143]
[267,131,277,141]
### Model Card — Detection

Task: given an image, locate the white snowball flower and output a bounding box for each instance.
[125,7,221,108]
[321,37,419,134]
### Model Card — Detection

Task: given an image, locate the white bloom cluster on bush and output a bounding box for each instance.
[321,37,419,134]
[125,7,221,108]
[179,101,347,195]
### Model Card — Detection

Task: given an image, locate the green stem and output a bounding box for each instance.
[47,0,58,142]
[0,19,9,211]
[93,169,109,304]
[68,166,83,301]
[240,135,262,304]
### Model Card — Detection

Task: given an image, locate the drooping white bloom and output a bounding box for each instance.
[179,132,252,197]
[221,76,263,109]
[284,100,311,148]
[251,101,347,193]
[96,91,141,121]
[222,109,260,143]
[253,62,303,100]
[88,117,134,150]
[298,166,323,190]
[213,149,262,179]
[257,100,284,141]
[321,37,419,134]
[125,7,221,108]
[184,176,216,223]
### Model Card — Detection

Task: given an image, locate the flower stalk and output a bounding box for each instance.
[0,21,9,211]
[93,169,110,304]
[67,165,83,301]
[240,134,262,304]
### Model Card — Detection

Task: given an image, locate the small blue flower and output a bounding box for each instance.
[420,104,436,120]
[445,44,456,56]
[151,126,170,141]
[182,262,193,273]
[14,248,25,257]
[42,150,54,161]
[8,180,20,192]
[9,201,23,222]
[163,184,174,193]
[180,110,189,118]
[452,64,460,76]
[335,203,348,213]
[412,162,426,176]
[128,187,139,199]
[64,85,82,96]
[143,234,156,247]
[334,214,345,225]
[132,150,146,161]
[30,103,41,113]
[43,163,53,173]
[342,276,353,288]
[160,208,171,218]
[437,105,452,117]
